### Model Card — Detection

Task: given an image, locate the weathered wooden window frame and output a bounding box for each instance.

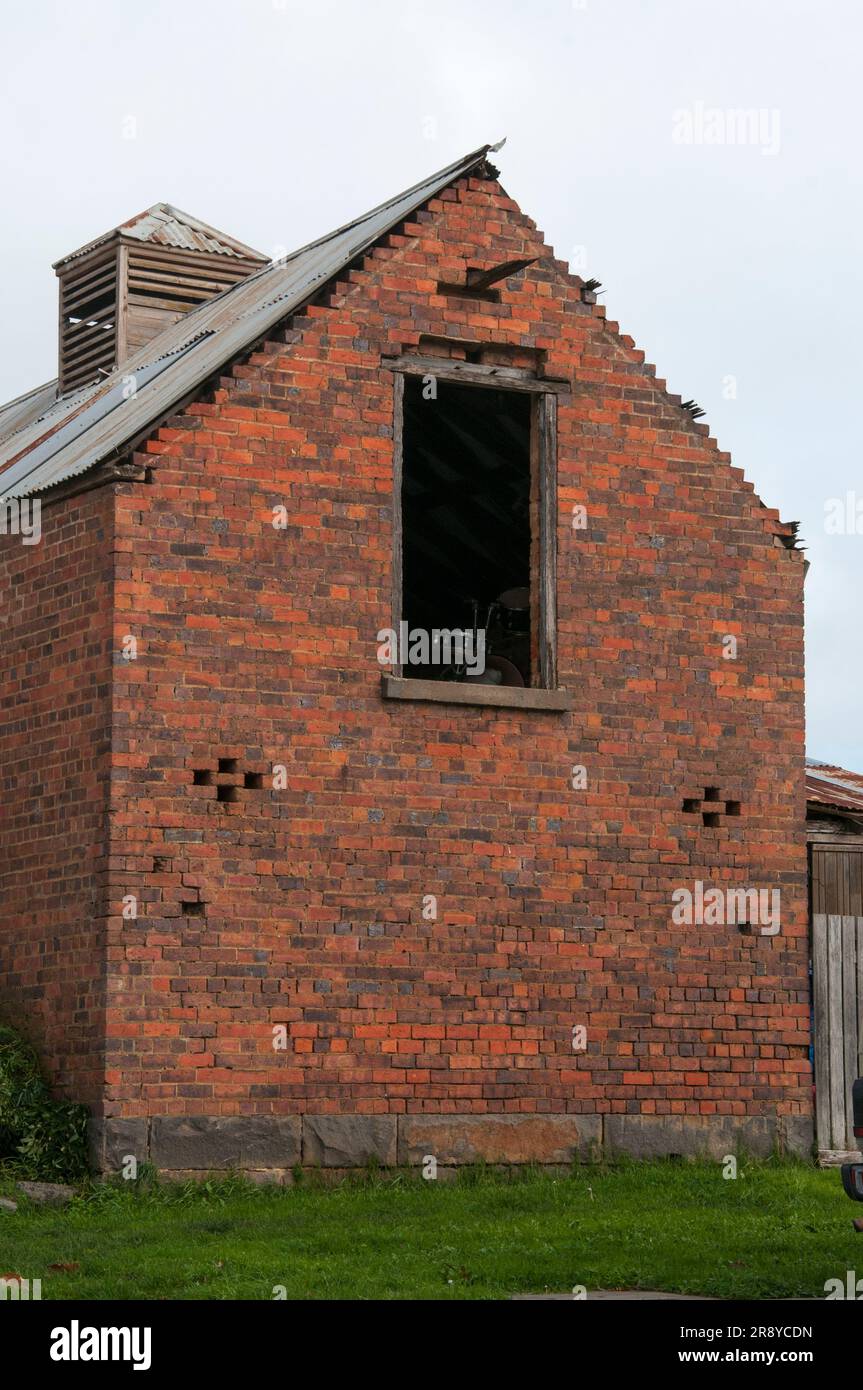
[385,356,565,710]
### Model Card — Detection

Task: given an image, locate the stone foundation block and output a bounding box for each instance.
[302,1115,397,1167]
[398,1113,602,1166]
[603,1114,777,1160]
[150,1116,300,1170]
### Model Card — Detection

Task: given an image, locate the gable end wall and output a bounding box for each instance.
[3,173,810,1170]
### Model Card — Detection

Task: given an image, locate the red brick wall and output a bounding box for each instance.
[0,487,113,1106]
[1,173,807,1150]
[99,171,808,1135]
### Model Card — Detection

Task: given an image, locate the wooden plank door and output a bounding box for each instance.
[812,911,863,1158]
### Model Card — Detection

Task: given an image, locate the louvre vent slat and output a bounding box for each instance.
[60,340,115,378]
[62,280,116,318]
[62,304,116,329]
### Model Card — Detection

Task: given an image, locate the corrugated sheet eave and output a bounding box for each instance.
[806,773,863,814]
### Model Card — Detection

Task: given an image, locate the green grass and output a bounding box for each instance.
[0,1158,857,1300]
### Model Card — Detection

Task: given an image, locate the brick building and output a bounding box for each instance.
[0,143,811,1174]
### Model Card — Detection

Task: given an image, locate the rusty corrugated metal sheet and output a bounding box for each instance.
[0,143,496,502]
[53,203,268,267]
[806,759,863,813]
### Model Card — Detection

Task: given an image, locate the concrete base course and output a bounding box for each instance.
[88,1111,814,1176]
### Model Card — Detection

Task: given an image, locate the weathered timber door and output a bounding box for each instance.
[810,839,863,1157]
[812,908,863,1157]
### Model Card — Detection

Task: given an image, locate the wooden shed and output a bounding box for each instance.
[807,759,863,1161]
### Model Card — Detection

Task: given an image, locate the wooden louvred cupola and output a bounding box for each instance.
[53,204,268,396]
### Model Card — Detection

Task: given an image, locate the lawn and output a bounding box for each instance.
[0,1158,856,1301]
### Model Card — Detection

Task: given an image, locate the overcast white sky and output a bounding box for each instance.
[1,0,860,765]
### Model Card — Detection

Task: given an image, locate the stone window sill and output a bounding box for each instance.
[380,675,572,712]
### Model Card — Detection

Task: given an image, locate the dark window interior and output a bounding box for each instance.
[401,376,532,685]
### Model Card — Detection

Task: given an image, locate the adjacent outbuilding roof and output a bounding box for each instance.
[0,142,499,503]
[806,759,863,814]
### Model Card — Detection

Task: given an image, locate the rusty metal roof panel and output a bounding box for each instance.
[118,204,268,260]
[53,203,268,268]
[806,759,863,813]
[1,143,496,502]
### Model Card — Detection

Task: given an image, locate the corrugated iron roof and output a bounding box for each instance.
[53,203,268,268]
[0,379,59,446]
[0,142,497,503]
[806,758,863,813]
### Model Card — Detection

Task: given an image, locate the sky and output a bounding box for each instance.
[0,0,860,765]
